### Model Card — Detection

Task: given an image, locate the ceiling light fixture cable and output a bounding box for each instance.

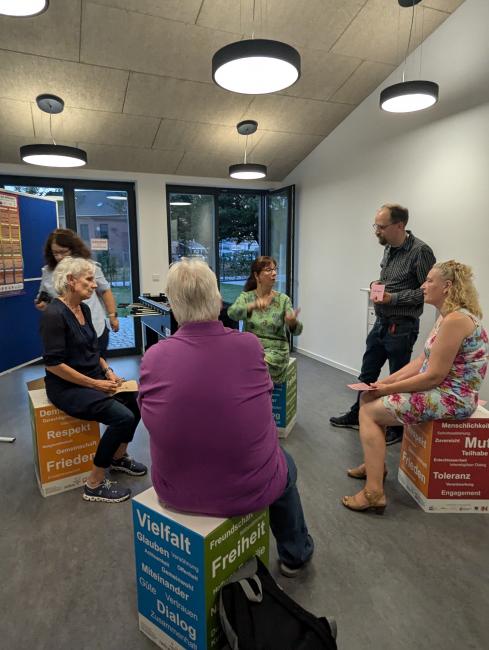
[379,0,439,113]
[229,120,267,180]
[20,94,88,168]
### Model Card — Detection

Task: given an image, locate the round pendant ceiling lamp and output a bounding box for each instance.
[229,163,267,180]
[229,120,267,180]
[380,0,439,114]
[213,39,300,94]
[0,0,49,16]
[20,94,87,168]
[380,80,438,113]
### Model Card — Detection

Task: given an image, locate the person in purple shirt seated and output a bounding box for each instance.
[138,258,314,578]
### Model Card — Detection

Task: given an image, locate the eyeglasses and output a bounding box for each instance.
[52,247,71,258]
[372,223,394,231]
[262,267,278,273]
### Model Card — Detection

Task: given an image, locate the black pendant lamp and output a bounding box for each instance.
[213,38,300,94]
[380,0,439,113]
[0,0,49,17]
[20,95,87,168]
[229,121,267,180]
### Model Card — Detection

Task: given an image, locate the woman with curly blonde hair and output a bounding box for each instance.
[342,260,488,514]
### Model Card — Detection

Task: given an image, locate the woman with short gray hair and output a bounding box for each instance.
[40,256,146,504]
[139,258,314,577]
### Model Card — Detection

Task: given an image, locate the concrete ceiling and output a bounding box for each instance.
[0,0,465,181]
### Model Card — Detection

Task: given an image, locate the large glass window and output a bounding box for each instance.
[168,187,262,304]
[167,185,295,306]
[218,191,260,303]
[169,192,215,268]
[74,188,135,352]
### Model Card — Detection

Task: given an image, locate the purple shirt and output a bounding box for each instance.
[138,320,288,517]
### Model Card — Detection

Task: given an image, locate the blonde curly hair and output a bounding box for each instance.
[435,260,482,319]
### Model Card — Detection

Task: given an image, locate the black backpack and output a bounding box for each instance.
[219,556,338,650]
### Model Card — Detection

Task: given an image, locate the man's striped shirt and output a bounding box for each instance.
[376,230,436,320]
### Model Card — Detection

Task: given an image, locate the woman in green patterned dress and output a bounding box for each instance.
[228,256,302,384]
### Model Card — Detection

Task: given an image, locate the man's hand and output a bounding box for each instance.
[34,300,47,311]
[372,291,392,304]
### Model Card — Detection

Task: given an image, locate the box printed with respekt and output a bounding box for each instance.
[398,406,489,513]
[132,487,269,650]
[27,378,100,497]
[272,356,297,438]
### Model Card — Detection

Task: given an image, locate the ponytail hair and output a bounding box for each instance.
[434,260,483,319]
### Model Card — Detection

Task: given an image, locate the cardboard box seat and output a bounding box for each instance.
[132,487,269,650]
[272,357,297,438]
[27,378,100,497]
[398,405,489,513]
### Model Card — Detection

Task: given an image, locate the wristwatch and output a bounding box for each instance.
[108,312,118,318]
[104,366,114,377]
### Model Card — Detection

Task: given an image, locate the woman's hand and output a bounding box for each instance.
[368,381,390,397]
[285,307,301,329]
[92,379,119,393]
[34,300,47,311]
[254,294,273,311]
[108,314,119,332]
[106,369,124,385]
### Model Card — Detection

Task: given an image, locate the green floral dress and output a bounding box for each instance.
[228,291,303,384]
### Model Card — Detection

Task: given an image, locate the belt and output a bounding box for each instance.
[376,315,418,325]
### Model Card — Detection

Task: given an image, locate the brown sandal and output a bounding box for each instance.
[341,489,386,515]
[347,463,388,481]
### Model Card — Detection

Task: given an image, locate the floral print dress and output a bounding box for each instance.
[227,290,302,384]
[383,309,489,424]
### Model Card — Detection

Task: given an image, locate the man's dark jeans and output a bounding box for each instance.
[350,317,420,421]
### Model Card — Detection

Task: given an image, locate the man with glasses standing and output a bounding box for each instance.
[330,204,435,444]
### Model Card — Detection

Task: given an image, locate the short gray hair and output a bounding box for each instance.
[166,258,222,324]
[52,256,95,295]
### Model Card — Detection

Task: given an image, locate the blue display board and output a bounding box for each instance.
[0,193,57,374]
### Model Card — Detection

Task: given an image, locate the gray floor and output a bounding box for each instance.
[0,354,487,650]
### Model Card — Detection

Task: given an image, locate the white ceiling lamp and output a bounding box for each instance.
[229,120,267,180]
[213,38,300,95]
[107,195,127,201]
[20,94,87,168]
[0,0,49,17]
[212,0,300,95]
[170,201,192,206]
[380,0,439,113]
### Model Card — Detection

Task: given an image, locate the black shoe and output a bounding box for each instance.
[385,427,403,445]
[110,454,147,476]
[329,411,359,430]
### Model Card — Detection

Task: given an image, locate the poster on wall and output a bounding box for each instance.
[0,191,24,297]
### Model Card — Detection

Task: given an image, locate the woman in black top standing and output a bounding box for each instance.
[40,256,146,503]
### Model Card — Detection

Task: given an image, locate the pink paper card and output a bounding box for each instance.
[348,382,375,391]
[370,283,385,301]
[478,399,487,406]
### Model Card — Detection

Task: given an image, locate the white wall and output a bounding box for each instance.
[0,163,277,293]
[285,0,489,399]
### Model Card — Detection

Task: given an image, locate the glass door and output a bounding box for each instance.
[73,186,138,354]
[217,190,261,304]
[267,185,295,300]
[167,190,216,268]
